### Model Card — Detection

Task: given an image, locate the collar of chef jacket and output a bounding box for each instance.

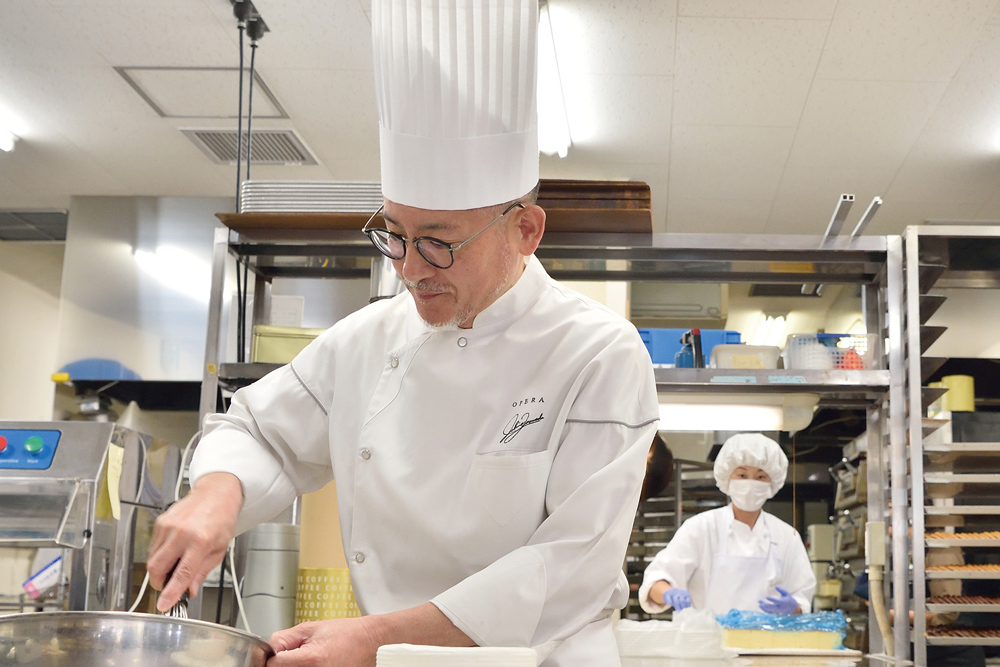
[402,255,549,339]
[725,504,775,555]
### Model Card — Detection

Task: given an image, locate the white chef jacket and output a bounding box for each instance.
[191,255,659,665]
[638,505,816,615]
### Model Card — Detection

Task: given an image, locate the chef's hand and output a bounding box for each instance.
[267,617,380,666]
[758,586,800,615]
[661,586,692,611]
[147,472,244,612]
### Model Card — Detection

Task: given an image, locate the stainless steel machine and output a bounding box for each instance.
[0,421,179,612]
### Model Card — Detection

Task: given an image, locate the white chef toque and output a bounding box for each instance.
[372,0,539,211]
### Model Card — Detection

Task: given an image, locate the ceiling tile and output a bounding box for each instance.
[892,22,1000,157]
[816,0,997,81]
[554,1,674,76]
[787,79,947,172]
[255,70,378,161]
[674,16,828,126]
[887,153,1000,206]
[52,1,237,68]
[679,0,837,20]
[567,75,671,162]
[669,125,795,200]
[0,140,124,199]
[239,0,373,71]
[770,165,894,235]
[767,191,887,235]
[666,197,773,234]
[0,3,105,69]
[865,200,986,235]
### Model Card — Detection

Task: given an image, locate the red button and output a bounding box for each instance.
[0,436,7,453]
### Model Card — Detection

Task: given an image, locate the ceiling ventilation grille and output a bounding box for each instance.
[0,210,68,241]
[182,129,317,166]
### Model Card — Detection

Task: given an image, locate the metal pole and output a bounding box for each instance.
[864,278,887,658]
[904,229,928,666]
[886,235,911,662]
[199,227,231,426]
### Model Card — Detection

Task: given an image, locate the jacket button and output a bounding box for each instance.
[457,337,468,348]
[360,448,371,460]
[355,552,365,563]
[389,356,399,368]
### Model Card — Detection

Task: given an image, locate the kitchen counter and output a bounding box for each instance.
[621,656,861,667]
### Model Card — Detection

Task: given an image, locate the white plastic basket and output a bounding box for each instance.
[783,333,877,370]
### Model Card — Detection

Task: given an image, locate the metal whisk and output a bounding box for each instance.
[164,592,189,619]
[161,565,189,619]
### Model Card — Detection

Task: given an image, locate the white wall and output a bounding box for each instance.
[57,196,230,380]
[0,242,64,420]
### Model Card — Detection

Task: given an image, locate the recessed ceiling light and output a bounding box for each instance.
[0,127,17,152]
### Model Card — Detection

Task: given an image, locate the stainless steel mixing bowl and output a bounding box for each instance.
[0,611,274,667]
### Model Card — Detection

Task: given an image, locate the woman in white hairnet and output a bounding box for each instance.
[639,433,816,616]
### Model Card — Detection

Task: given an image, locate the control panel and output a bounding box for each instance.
[0,429,61,470]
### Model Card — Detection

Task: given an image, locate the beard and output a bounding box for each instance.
[404,243,518,329]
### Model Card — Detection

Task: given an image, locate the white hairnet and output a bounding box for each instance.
[714,433,788,497]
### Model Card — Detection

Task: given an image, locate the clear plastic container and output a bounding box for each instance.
[783,333,877,370]
[710,344,781,369]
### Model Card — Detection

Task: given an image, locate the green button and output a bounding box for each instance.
[24,436,44,454]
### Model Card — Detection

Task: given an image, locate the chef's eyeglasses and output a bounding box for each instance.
[362,201,525,270]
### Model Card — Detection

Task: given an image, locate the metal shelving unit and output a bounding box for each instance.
[200,220,909,649]
[625,459,725,619]
[903,224,1000,663]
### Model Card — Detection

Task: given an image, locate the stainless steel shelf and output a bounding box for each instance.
[924,442,1000,454]
[228,230,891,283]
[218,362,283,387]
[926,538,1000,547]
[922,418,949,438]
[927,570,1000,579]
[925,473,1000,484]
[927,604,1000,613]
[925,506,1000,516]
[926,637,1000,646]
[654,368,888,395]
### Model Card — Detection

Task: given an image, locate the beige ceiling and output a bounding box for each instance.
[2,0,1000,236]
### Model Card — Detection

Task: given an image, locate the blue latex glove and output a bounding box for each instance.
[758,586,799,615]
[661,587,692,610]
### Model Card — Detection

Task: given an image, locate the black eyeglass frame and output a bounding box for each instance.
[361,201,525,270]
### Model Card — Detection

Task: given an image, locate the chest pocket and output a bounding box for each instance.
[470,449,552,526]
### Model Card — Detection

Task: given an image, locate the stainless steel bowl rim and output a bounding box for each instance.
[0,610,275,656]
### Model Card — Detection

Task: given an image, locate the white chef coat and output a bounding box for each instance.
[191,255,659,665]
[638,505,816,615]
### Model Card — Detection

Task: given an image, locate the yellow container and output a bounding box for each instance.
[941,375,975,412]
[295,568,360,622]
[251,325,326,363]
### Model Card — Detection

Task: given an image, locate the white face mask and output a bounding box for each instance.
[728,479,772,512]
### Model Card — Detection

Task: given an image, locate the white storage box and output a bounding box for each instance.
[710,344,780,369]
[783,333,877,370]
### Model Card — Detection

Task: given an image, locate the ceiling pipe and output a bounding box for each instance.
[820,193,855,246]
[850,196,883,238]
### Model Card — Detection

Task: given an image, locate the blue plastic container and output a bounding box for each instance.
[638,328,741,365]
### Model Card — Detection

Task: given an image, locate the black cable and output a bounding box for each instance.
[242,257,249,361]
[235,256,244,363]
[246,18,265,183]
[235,21,246,210]
[233,3,250,363]
[246,42,256,183]
[215,550,226,624]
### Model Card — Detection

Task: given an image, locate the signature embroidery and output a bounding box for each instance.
[501,412,544,444]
